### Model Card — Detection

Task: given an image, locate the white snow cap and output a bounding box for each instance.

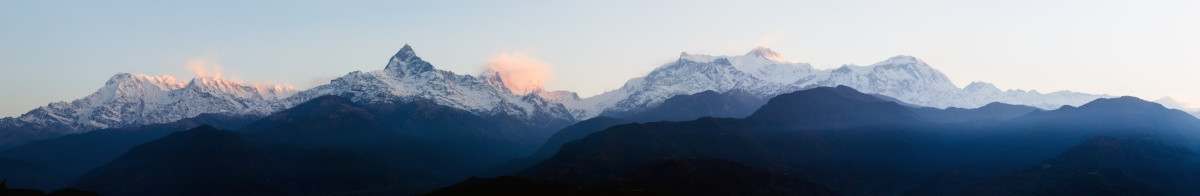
[384,44,435,76]
[746,46,784,61]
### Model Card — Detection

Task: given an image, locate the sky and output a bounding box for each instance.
[2,0,1199,117]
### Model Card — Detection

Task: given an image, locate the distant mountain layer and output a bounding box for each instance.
[513,86,1200,195]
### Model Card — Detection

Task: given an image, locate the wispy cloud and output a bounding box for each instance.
[486,52,554,95]
[186,57,224,78]
[182,54,295,93]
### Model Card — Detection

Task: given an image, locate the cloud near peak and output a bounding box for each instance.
[485,52,554,95]
[186,57,224,78]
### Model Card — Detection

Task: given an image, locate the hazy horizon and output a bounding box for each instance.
[3,0,1199,117]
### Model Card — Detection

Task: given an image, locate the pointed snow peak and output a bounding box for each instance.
[1155,97,1197,110]
[384,44,435,76]
[832,64,860,74]
[746,46,784,61]
[1157,96,1181,103]
[873,55,931,68]
[870,55,954,86]
[481,70,514,94]
[884,55,920,63]
[105,72,136,85]
[398,44,414,54]
[678,51,716,63]
[964,81,1001,92]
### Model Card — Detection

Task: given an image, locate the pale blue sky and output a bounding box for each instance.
[2,0,1199,117]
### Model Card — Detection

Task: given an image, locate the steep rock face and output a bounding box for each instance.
[282,45,575,129]
[556,47,1108,119]
[0,73,293,148]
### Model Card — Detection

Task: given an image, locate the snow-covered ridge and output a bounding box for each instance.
[283,44,575,124]
[557,47,1112,119]
[0,73,296,134]
[187,76,297,100]
[1,44,576,142]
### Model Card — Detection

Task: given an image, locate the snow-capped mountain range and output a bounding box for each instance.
[554,47,1111,118]
[281,45,575,125]
[0,73,295,135]
[1,44,1163,148]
